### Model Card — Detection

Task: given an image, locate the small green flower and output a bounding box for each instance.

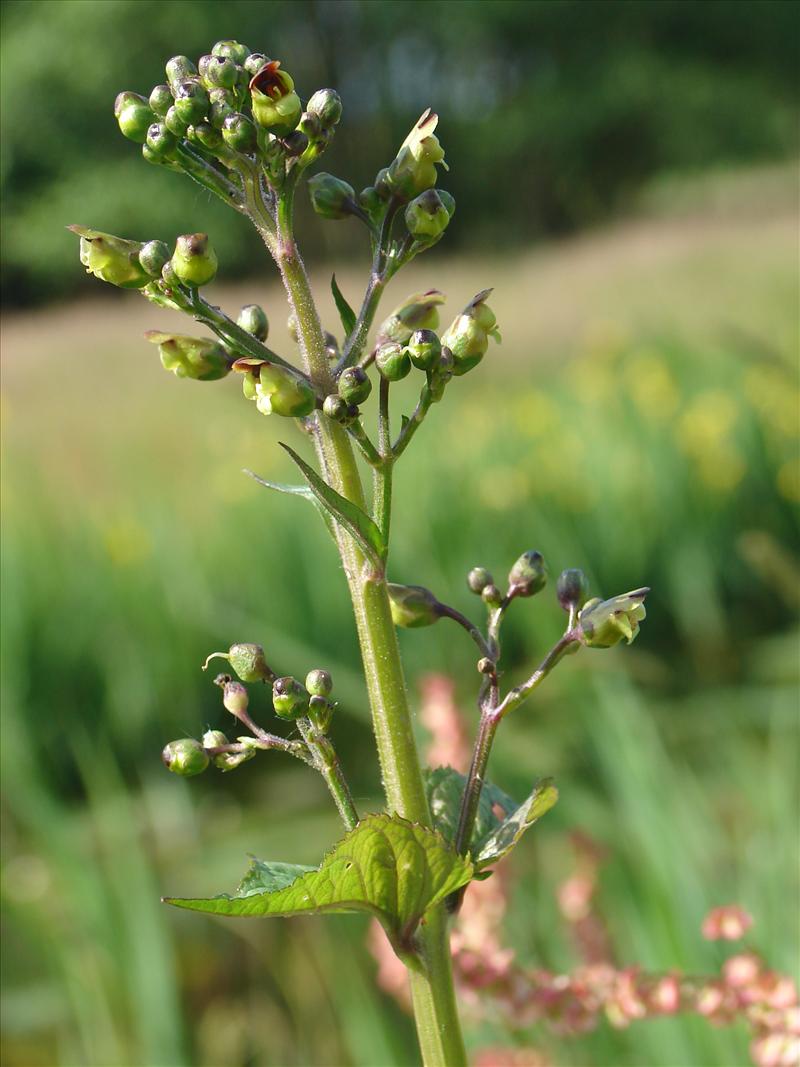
[114,91,155,143]
[173,80,210,125]
[578,588,649,648]
[202,642,274,683]
[376,342,412,381]
[138,239,171,277]
[306,88,342,129]
[305,669,333,698]
[377,290,445,345]
[162,738,209,777]
[249,60,301,133]
[404,189,454,239]
[387,583,443,628]
[405,329,441,371]
[222,112,257,152]
[146,121,179,159]
[508,550,547,597]
[237,303,269,341]
[171,233,218,287]
[211,40,251,65]
[148,84,173,117]
[440,289,500,376]
[68,225,150,289]
[467,566,493,594]
[165,55,198,88]
[308,173,358,220]
[272,676,310,720]
[199,53,238,90]
[144,331,230,381]
[338,366,372,405]
[557,569,590,614]
[386,109,448,200]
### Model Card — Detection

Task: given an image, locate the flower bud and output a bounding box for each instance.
[202,728,229,747]
[144,331,230,381]
[377,290,445,345]
[138,239,170,277]
[376,341,411,381]
[305,668,333,698]
[173,80,209,125]
[148,84,173,117]
[165,55,197,88]
[509,550,547,597]
[68,225,150,289]
[249,60,301,133]
[306,88,342,129]
[578,588,649,649]
[358,186,384,219]
[309,694,333,732]
[164,105,189,137]
[237,303,269,341]
[162,738,208,777]
[222,112,257,153]
[146,121,179,159]
[557,568,590,614]
[441,289,500,376]
[282,130,308,157]
[385,109,447,200]
[190,122,224,152]
[171,233,218,287]
[387,583,444,628]
[323,394,350,422]
[307,172,358,220]
[114,92,155,143]
[208,87,236,128]
[301,113,323,143]
[467,566,493,594]
[199,53,238,90]
[202,642,273,682]
[406,328,441,371]
[477,657,495,675]
[481,583,503,608]
[272,676,309,720]
[212,40,251,65]
[251,362,316,417]
[337,366,372,406]
[244,52,269,76]
[221,679,249,718]
[216,743,257,772]
[405,189,453,240]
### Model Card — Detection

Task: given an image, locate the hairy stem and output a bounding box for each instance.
[267,191,466,1067]
[297,719,359,831]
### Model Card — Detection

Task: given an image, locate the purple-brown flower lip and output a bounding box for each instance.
[249,60,291,100]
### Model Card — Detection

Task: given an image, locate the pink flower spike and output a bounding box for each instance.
[723,951,762,988]
[702,904,754,941]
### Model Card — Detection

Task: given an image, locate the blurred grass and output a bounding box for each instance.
[2,164,799,1066]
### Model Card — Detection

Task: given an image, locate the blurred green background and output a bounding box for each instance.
[1,1,798,1065]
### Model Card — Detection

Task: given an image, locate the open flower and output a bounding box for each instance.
[249,60,301,133]
[68,225,150,289]
[577,588,649,648]
[386,109,448,199]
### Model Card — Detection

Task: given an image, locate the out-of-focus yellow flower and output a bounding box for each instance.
[694,450,746,492]
[743,366,799,439]
[676,390,739,454]
[625,351,679,420]
[478,466,531,510]
[777,458,800,503]
[102,516,151,566]
[510,390,561,438]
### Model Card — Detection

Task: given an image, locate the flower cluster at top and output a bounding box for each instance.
[69,40,502,438]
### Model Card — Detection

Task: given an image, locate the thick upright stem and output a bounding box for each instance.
[270,197,466,1067]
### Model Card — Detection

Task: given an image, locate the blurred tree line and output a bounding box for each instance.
[1,0,797,306]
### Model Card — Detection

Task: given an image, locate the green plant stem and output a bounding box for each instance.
[374,377,394,546]
[347,419,382,468]
[454,708,499,856]
[393,382,436,458]
[337,201,398,372]
[436,604,492,659]
[269,192,467,1067]
[297,719,359,831]
[496,632,580,719]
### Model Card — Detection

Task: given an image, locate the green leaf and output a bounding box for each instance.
[424,766,517,850]
[238,858,315,895]
[331,274,357,337]
[243,468,338,542]
[475,778,558,869]
[280,443,387,567]
[164,814,473,956]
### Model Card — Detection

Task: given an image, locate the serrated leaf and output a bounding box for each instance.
[238,858,315,895]
[280,443,386,568]
[475,778,558,869]
[331,274,357,337]
[165,814,473,955]
[424,766,516,850]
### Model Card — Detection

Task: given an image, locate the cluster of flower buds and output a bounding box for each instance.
[69,226,218,293]
[114,41,343,188]
[162,643,339,780]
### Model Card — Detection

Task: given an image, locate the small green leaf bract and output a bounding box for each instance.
[475,778,558,869]
[164,813,473,956]
[331,274,357,338]
[424,766,516,849]
[280,443,387,567]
